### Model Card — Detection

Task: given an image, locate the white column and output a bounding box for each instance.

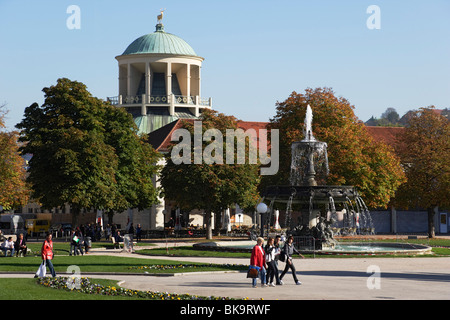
[127,63,131,98]
[145,62,151,98]
[170,94,175,115]
[166,62,172,97]
[141,95,146,116]
[186,64,191,98]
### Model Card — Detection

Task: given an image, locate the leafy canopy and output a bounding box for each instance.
[394,107,450,211]
[0,105,30,210]
[160,109,260,238]
[16,78,160,219]
[266,87,405,208]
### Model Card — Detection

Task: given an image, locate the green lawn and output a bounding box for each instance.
[20,241,152,255]
[0,255,247,273]
[138,246,252,258]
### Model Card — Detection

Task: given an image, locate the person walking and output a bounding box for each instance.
[279,235,304,285]
[273,235,283,285]
[250,237,267,288]
[136,224,142,242]
[41,233,56,277]
[264,237,280,286]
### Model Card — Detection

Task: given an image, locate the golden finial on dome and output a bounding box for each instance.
[157,8,165,24]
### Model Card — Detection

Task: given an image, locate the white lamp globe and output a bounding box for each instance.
[256,202,268,214]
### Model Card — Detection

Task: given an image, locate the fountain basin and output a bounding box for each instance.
[321,242,432,255]
[264,185,359,204]
[193,241,432,255]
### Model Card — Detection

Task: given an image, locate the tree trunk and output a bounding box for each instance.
[107,210,114,225]
[427,207,436,238]
[214,210,222,236]
[71,204,80,227]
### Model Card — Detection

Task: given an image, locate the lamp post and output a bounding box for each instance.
[256,202,268,238]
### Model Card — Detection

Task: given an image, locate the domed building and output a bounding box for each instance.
[106,15,217,232]
[108,21,212,134]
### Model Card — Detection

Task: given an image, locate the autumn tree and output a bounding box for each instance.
[0,105,30,210]
[393,107,450,238]
[265,87,406,209]
[16,78,160,225]
[160,109,261,239]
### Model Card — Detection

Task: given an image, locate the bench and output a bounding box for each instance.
[4,235,17,242]
[111,237,124,249]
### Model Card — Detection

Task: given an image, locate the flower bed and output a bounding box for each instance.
[37,276,238,300]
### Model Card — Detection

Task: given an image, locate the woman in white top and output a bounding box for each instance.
[264,237,280,286]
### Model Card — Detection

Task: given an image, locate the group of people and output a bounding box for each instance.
[74,223,142,243]
[250,235,304,288]
[0,233,28,257]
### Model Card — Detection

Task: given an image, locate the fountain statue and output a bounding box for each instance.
[262,105,374,250]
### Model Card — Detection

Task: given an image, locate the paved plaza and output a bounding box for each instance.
[88,253,450,300]
[2,246,449,300]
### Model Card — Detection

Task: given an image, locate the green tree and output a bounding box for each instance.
[16,78,160,225]
[102,105,161,216]
[265,87,406,209]
[160,109,260,239]
[393,107,450,238]
[381,107,400,124]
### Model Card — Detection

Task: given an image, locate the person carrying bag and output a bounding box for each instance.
[249,237,267,288]
[39,233,56,277]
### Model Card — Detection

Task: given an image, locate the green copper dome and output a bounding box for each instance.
[122,24,197,56]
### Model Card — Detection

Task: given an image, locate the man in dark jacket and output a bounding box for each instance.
[14,233,27,257]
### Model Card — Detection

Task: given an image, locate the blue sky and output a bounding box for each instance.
[1,0,449,130]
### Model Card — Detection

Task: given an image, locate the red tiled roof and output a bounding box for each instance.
[365,126,404,148]
[147,119,184,153]
[148,119,405,153]
[148,120,270,153]
[236,121,269,131]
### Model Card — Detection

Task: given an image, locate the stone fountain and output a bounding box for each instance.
[262,105,374,250]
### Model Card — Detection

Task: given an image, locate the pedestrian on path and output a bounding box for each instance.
[279,235,304,285]
[41,233,56,277]
[250,237,267,288]
[264,237,280,286]
[273,235,283,285]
